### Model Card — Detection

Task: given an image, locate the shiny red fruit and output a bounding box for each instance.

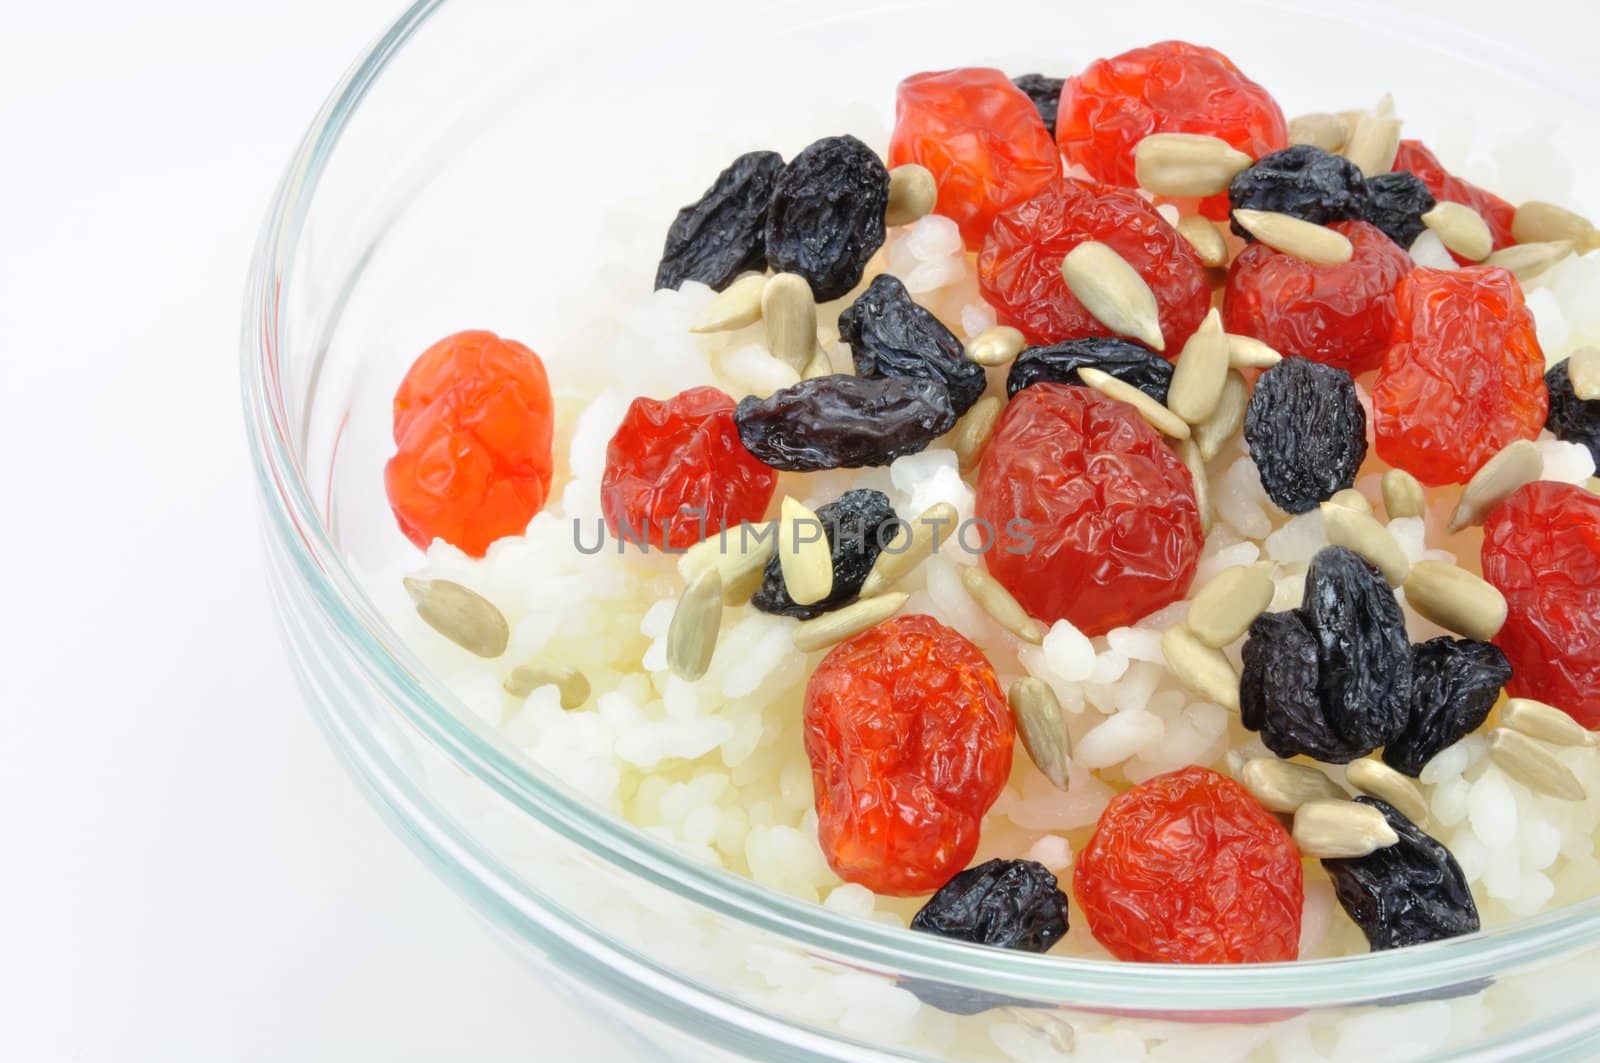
[978,179,1211,352]
[889,67,1064,250]
[1074,766,1303,964]
[1223,220,1412,375]
[975,383,1203,636]
[1394,140,1516,259]
[804,614,1014,896]
[600,386,777,551]
[385,330,555,556]
[1482,482,1600,728]
[1373,267,1547,485]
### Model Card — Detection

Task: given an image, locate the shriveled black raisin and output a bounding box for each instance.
[1361,171,1436,249]
[654,150,784,292]
[1545,357,1600,465]
[764,135,890,302]
[1244,357,1368,514]
[1005,337,1173,403]
[1228,146,1371,237]
[838,274,988,416]
[910,859,1069,953]
[1241,610,1369,760]
[1322,797,1480,951]
[1011,74,1065,137]
[751,489,899,619]
[734,375,956,472]
[1383,637,1512,777]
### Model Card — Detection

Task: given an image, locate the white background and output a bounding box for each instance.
[0,3,631,1060]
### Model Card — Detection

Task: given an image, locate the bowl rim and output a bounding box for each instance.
[242,0,1600,1017]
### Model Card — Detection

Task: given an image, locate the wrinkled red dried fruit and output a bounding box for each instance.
[1393,140,1516,259]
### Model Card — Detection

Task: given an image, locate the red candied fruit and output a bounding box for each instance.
[975,383,1203,636]
[889,68,1063,250]
[978,179,1211,352]
[804,614,1014,896]
[1223,220,1412,375]
[386,330,555,557]
[1074,766,1303,964]
[600,386,776,550]
[1394,140,1516,258]
[1373,266,1547,485]
[1057,41,1287,220]
[1482,482,1600,728]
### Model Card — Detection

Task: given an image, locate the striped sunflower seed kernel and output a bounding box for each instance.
[1168,308,1230,424]
[1178,215,1230,268]
[1288,112,1352,153]
[1076,366,1192,440]
[1329,488,1373,516]
[1512,200,1595,245]
[1345,758,1430,826]
[1226,333,1283,370]
[403,577,509,658]
[885,164,938,227]
[763,272,818,372]
[1060,241,1167,352]
[1421,201,1494,263]
[1242,758,1347,814]
[504,663,591,709]
[1403,561,1508,641]
[1178,439,1213,535]
[667,567,724,681]
[678,521,780,602]
[1502,697,1596,747]
[778,496,833,606]
[1232,209,1354,266]
[1134,133,1254,198]
[1342,111,1402,178]
[953,394,1006,473]
[1186,564,1274,648]
[961,565,1046,644]
[1568,346,1600,402]
[1293,799,1401,858]
[1319,502,1410,586]
[1486,240,1575,281]
[964,325,1026,368]
[1160,625,1241,712]
[690,273,768,334]
[792,592,909,653]
[1009,678,1072,792]
[1381,468,1426,519]
[860,502,959,596]
[1488,728,1588,801]
[1193,370,1249,462]
[1448,439,1544,532]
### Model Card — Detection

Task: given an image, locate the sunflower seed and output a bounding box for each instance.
[1193,369,1248,461]
[1345,758,1430,825]
[1513,200,1594,245]
[1421,201,1494,263]
[1569,347,1600,402]
[1076,366,1191,440]
[792,592,908,652]
[1242,758,1347,813]
[1168,308,1229,424]
[1382,468,1426,519]
[1320,502,1410,586]
[1448,439,1544,532]
[403,577,509,658]
[961,565,1045,644]
[1060,241,1167,351]
[1226,334,1283,370]
[964,325,1026,367]
[952,394,1005,474]
[1232,209,1354,265]
[1009,678,1072,791]
[503,663,591,709]
[1134,133,1254,198]
[1329,488,1372,516]
[763,272,818,372]
[1288,112,1352,153]
[667,567,724,681]
[1160,625,1241,712]
[1293,799,1401,858]
[1186,564,1274,648]
[885,163,938,227]
[1402,561,1508,641]
[1502,698,1596,748]
[1178,438,1213,535]
[679,521,780,603]
[1178,215,1230,268]
[860,502,959,596]
[1342,112,1402,178]
[802,344,833,380]
[778,496,834,606]
[1486,240,1575,281]
[1488,728,1588,801]
[689,273,768,333]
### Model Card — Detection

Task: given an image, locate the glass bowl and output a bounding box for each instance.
[243,0,1600,1058]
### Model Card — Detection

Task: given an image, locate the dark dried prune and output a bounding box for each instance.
[735,375,956,471]
[1361,171,1436,249]
[1545,357,1600,465]
[1241,610,1370,760]
[654,151,784,291]
[910,859,1069,953]
[1228,145,1370,237]
[1005,337,1173,403]
[764,135,890,302]
[1322,797,1480,951]
[751,489,899,619]
[1383,638,1511,776]
[1012,73,1065,137]
[1244,357,1368,514]
[838,274,988,416]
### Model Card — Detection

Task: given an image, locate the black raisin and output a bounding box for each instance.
[1383,637,1512,776]
[1005,337,1173,404]
[1322,797,1480,951]
[654,150,784,292]
[910,859,1070,954]
[734,375,956,472]
[1011,74,1065,137]
[1228,146,1371,238]
[764,135,890,302]
[751,489,899,619]
[1244,357,1368,514]
[1241,610,1370,761]
[1361,171,1436,249]
[838,274,988,416]
[1545,357,1600,466]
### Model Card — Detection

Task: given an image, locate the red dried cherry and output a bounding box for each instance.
[1373,267,1547,485]
[975,383,1203,636]
[804,614,1013,896]
[385,330,555,557]
[1393,140,1516,260]
[1074,766,1303,964]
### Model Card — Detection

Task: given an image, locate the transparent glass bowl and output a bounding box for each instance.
[243,1,1600,1058]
